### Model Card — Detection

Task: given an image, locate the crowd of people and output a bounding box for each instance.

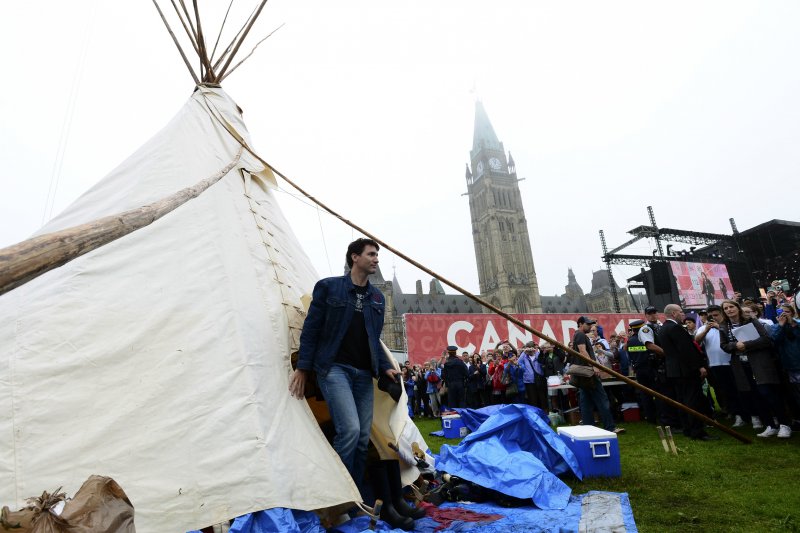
[401,341,569,417]
[401,289,800,441]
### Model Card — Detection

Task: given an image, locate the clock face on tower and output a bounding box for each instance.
[489,157,502,170]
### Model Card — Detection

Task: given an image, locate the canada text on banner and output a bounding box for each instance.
[404,313,642,365]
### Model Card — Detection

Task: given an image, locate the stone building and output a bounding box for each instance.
[365,266,482,352]
[464,102,543,313]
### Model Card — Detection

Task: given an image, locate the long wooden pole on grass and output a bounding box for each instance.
[196,95,753,446]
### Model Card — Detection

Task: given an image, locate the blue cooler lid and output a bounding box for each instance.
[557,426,617,440]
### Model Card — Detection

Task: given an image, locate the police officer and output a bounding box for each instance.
[628,320,656,423]
[441,345,469,408]
[638,307,681,427]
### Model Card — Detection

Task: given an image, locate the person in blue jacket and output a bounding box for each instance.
[289,238,399,490]
[771,303,800,429]
[402,366,416,418]
[503,352,526,403]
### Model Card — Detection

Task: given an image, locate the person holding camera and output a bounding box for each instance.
[771,304,800,426]
[488,342,514,404]
[425,360,443,417]
[696,305,746,427]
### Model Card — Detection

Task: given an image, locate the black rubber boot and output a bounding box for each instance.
[368,463,414,530]
[382,459,427,520]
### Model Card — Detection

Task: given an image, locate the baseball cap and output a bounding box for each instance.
[577,316,596,325]
[645,306,658,314]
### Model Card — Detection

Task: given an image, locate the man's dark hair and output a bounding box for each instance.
[346,238,380,268]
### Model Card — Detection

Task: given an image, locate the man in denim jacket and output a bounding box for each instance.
[289,238,398,491]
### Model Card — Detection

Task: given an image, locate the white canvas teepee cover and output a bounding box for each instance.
[0,86,362,531]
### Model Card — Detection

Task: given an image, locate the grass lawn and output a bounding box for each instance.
[413,416,800,532]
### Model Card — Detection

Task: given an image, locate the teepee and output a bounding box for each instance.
[0,3,417,530]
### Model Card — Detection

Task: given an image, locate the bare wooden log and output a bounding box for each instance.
[0,149,242,297]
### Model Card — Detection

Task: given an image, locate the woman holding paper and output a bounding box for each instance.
[719,299,792,438]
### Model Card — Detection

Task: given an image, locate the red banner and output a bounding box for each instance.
[404,313,642,365]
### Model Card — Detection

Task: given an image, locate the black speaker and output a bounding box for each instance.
[652,262,672,294]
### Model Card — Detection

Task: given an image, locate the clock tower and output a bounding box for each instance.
[465,101,543,313]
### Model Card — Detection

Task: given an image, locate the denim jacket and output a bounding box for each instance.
[297,275,389,377]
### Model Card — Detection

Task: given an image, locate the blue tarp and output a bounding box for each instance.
[203,491,637,532]
[221,508,326,533]
[436,404,582,509]
[451,404,547,430]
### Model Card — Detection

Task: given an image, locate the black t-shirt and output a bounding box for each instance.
[571,329,595,365]
[335,285,372,370]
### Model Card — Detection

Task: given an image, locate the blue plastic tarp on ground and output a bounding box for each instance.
[209,508,326,533]
[436,404,582,509]
[451,404,548,431]
[188,491,637,532]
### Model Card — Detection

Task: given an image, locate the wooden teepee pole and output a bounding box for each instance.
[216,0,269,80]
[152,0,199,85]
[0,150,241,297]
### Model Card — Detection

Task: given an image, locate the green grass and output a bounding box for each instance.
[413,417,800,532]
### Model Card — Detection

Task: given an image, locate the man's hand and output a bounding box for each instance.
[385,368,400,381]
[699,367,707,379]
[289,369,308,399]
[736,341,746,352]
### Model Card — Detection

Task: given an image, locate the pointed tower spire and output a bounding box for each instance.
[471,101,502,159]
[392,270,402,294]
[568,267,577,283]
[507,151,516,174]
[465,163,472,183]
[565,267,584,299]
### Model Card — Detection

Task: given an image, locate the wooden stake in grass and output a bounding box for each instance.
[665,426,679,455]
[656,426,670,453]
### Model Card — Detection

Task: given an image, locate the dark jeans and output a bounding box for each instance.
[419,389,432,416]
[634,369,658,423]
[741,363,789,426]
[316,364,374,490]
[709,365,743,417]
[578,377,615,432]
[525,377,549,410]
[447,383,466,409]
[671,376,707,439]
[490,390,506,405]
[654,377,682,427]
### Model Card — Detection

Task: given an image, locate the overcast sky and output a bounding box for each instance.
[2,1,799,299]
